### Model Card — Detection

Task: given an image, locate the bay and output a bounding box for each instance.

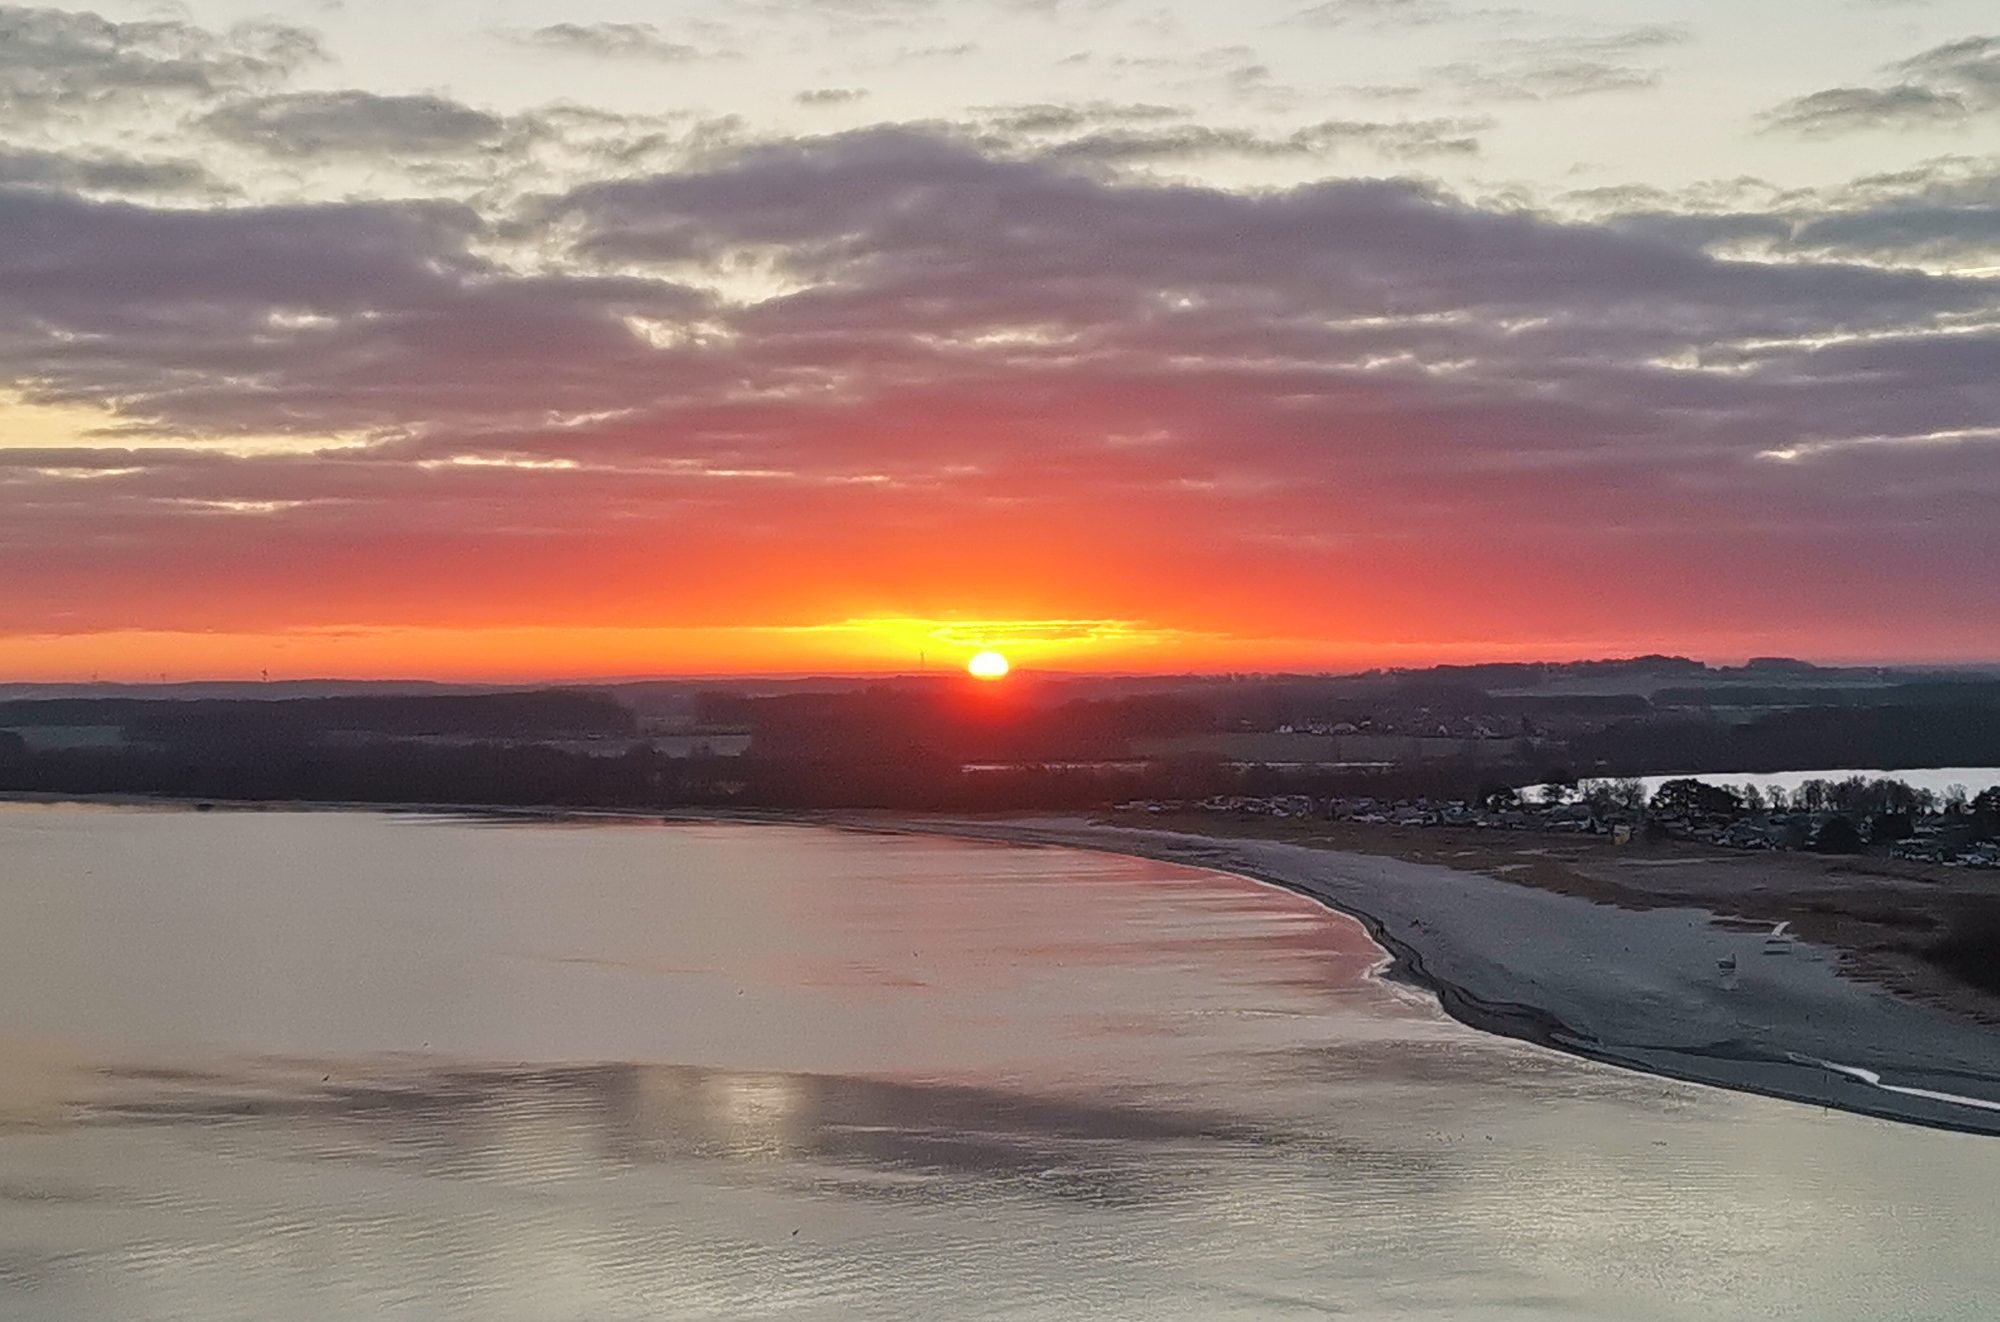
[1,804,1995,1320]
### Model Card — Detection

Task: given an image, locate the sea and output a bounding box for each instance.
[2,803,1997,1320]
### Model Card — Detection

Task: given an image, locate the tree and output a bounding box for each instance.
[1810,815,1866,855]
[1943,784,1971,815]
[1536,768,1576,807]
[1649,778,1744,820]
[1582,777,1645,816]
[1973,787,2000,838]
[1869,812,1914,844]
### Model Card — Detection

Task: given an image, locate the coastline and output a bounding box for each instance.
[827,812,2000,1137]
[9,793,2000,1136]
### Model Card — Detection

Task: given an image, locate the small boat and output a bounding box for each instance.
[1763,920,1794,955]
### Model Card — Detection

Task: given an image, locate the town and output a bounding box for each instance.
[1117,775,2000,870]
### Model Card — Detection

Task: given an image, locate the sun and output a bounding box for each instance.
[967,650,1010,680]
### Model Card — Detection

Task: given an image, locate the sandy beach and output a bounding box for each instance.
[846,813,2000,1136]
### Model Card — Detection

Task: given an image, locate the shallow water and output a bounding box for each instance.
[2,804,1996,1320]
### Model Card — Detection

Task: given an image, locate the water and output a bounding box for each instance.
[2,804,1997,1320]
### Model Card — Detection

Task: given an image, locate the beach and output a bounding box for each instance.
[848,813,2000,1136]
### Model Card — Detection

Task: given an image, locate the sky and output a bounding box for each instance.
[1,0,1996,679]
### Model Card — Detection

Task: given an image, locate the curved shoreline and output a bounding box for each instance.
[8,794,2000,1137]
[831,813,2000,1138]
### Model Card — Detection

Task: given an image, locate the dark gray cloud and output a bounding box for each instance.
[1598,157,2000,268]
[1764,34,2000,133]
[1789,160,2000,263]
[0,4,321,120]
[0,184,704,438]
[0,143,224,194]
[200,90,513,157]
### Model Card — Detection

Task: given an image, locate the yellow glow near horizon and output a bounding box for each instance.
[967,650,1010,680]
[0,620,1674,683]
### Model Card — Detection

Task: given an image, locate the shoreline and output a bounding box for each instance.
[824,812,2000,1138]
[9,793,2000,1136]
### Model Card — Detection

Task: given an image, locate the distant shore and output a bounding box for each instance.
[833,812,2000,1137]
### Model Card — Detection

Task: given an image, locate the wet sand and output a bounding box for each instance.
[846,814,2000,1136]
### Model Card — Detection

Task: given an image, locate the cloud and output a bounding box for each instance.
[1764,34,2000,134]
[1898,34,2000,96]
[1589,157,2000,272]
[0,144,225,195]
[200,90,514,157]
[797,88,871,106]
[976,101,1185,133]
[961,100,1481,165]
[1033,116,1486,163]
[3,126,1996,654]
[0,4,321,121]
[1434,23,1692,101]
[1764,82,1970,134]
[502,22,716,62]
[1288,0,1461,29]
[0,185,704,437]
[1436,58,1662,99]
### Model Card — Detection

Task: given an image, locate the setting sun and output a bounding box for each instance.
[967,650,1010,681]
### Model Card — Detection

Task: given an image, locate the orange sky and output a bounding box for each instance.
[6,440,1997,679]
[4,5,1998,681]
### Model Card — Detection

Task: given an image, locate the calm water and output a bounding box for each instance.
[2,805,1997,1320]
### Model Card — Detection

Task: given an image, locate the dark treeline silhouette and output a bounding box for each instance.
[0,690,634,744]
[1,741,714,809]
[1655,679,2000,709]
[3,660,1996,814]
[1570,703,2000,777]
[0,737,1522,815]
[731,686,1214,763]
[1388,655,1708,688]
